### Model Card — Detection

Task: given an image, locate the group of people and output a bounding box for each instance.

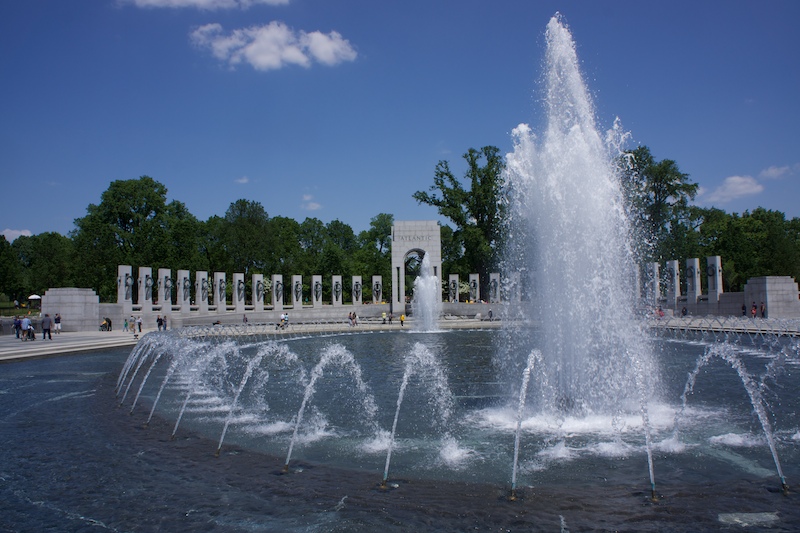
[276,312,289,329]
[347,311,359,326]
[744,301,767,319]
[12,313,61,341]
[123,315,144,333]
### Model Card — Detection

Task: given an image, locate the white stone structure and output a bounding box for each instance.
[158,268,173,313]
[448,274,459,303]
[468,273,480,302]
[271,274,284,311]
[117,265,133,314]
[332,275,343,306]
[391,221,442,309]
[233,273,246,314]
[42,288,100,332]
[372,275,383,304]
[352,276,363,305]
[252,274,265,313]
[707,255,723,302]
[666,260,680,307]
[685,258,701,303]
[178,269,191,315]
[139,267,153,307]
[214,272,227,313]
[292,275,303,308]
[647,262,660,308]
[489,273,501,303]
[312,275,323,307]
[196,271,209,314]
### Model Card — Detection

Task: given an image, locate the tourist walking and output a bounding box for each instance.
[137,316,143,332]
[21,316,32,341]
[41,314,53,340]
[123,318,129,332]
[13,316,21,338]
[157,315,163,331]
[751,302,757,319]
[400,314,405,327]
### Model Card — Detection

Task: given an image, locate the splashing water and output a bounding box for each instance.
[502,14,658,493]
[412,253,442,332]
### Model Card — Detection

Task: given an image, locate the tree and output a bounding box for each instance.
[220,199,271,276]
[622,146,698,262]
[0,235,23,300]
[354,213,393,300]
[413,146,506,288]
[71,176,203,300]
[11,233,75,297]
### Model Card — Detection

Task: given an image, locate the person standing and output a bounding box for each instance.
[760,302,766,318]
[157,315,163,331]
[123,318,129,332]
[400,314,405,327]
[41,314,53,340]
[54,313,61,334]
[21,316,31,341]
[137,316,143,333]
[13,316,21,338]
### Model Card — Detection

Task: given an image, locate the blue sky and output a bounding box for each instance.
[2,0,798,242]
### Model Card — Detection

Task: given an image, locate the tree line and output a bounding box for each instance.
[1,146,798,304]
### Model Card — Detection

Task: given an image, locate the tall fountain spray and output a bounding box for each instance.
[412,253,442,332]
[503,15,658,494]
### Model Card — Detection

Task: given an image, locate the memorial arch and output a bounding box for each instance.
[391,220,442,308]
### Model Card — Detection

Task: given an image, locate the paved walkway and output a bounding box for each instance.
[0,328,146,363]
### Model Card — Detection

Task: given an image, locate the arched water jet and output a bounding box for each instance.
[284,344,379,472]
[217,349,265,456]
[675,343,789,493]
[381,342,455,487]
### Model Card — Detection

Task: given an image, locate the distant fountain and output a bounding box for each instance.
[412,253,442,332]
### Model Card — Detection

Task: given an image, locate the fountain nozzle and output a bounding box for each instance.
[214,448,221,458]
[509,488,517,501]
[781,482,790,496]
[282,464,289,474]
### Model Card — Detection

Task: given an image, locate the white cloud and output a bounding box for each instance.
[190,21,357,71]
[301,194,322,211]
[2,228,32,242]
[705,175,764,203]
[128,0,288,10]
[234,176,249,184]
[758,164,799,180]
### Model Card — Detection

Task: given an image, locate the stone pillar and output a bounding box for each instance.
[117,265,133,309]
[233,273,246,314]
[706,256,723,302]
[252,274,265,313]
[196,271,209,314]
[372,276,383,304]
[666,260,680,308]
[291,275,303,308]
[351,276,363,306]
[489,273,500,303]
[177,269,191,315]
[468,274,480,303]
[332,275,343,306]
[139,266,153,310]
[647,262,660,309]
[214,272,227,313]
[312,275,323,307]
[271,274,284,311]
[509,272,521,302]
[685,258,701,303]
[158,268,173,312]
[448,274,459,303]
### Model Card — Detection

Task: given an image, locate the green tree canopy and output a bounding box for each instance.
[413,146,506,286]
